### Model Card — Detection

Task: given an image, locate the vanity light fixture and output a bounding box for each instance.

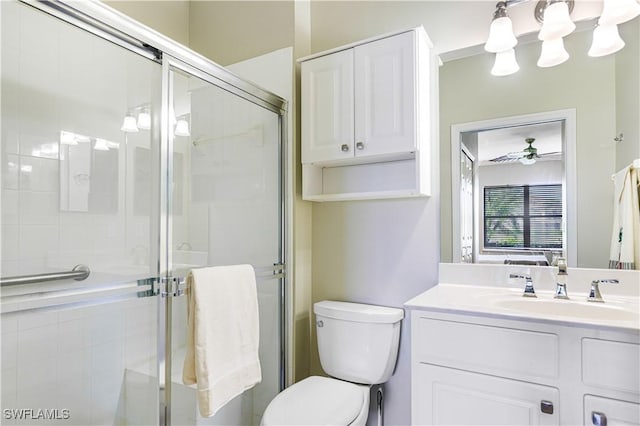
[486,0,640,76]
[537,37,570,67]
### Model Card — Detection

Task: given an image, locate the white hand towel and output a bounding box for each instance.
[183,265,262,417]
[609,167,640,270]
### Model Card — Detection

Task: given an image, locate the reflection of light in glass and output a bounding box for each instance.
[20,165,33,173]
[121,114,139,132]
[94,138,110,151]
[175,119,190,137]
[137,111,151,130]
[60,131,78,145]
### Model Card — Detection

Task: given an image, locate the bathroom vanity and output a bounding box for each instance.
[405,264,640,426]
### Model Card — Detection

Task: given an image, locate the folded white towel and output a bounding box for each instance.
[609,167,640,270]
[183,265,262,417]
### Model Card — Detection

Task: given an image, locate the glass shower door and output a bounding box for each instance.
[1,1,162,424]
[163,59,284,426]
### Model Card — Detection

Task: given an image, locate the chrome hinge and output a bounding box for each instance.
[273,263,285,276]
[137,276,184,297]
[161,276,185,297]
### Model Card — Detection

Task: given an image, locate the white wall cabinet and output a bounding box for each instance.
[410,311,640,426]
[300,27,437,201]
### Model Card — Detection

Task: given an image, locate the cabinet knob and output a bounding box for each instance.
[341,144,350,152]
[592,412,607,426]
[540,400,554,415]
[356,141,365,150]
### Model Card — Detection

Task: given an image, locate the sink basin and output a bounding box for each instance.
[494,298,639,322]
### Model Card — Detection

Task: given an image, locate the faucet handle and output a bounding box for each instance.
[587,279,619,303]
[557,257,567,275]
[510,273,536,298]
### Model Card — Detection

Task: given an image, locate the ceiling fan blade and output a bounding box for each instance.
[489,155,519,163]
[539,151,562,157]
[506,151,526,158]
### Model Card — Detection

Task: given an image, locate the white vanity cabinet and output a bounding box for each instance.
[299,27,438,201]
[410,310,640,426]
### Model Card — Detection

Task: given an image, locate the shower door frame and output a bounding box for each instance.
[159,54,289,425]
[16,1,290,425]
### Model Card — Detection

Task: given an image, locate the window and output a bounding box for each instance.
[483,184,562,249]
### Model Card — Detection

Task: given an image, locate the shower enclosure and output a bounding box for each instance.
[0,1,287,425]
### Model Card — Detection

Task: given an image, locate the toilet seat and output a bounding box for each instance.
[261,376,370,426]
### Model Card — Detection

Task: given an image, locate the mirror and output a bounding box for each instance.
[451,112,572,267]
[440,19,639,269]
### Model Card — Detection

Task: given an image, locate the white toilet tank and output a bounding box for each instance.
[314,300,404,385]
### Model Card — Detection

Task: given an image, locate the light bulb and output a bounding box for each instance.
[491,49,520,76]
[537,38,570,67]
[588,22,626,56]
[520,157,536,165]
[121,114,139,132]
[137,111,151,130]
[599,0,640,25]
[485,16,518,53]
[538,1,576,41]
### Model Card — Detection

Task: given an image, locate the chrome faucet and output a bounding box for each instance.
[587,279,619,303]
[554,257,569,300]
[510,273,536,297]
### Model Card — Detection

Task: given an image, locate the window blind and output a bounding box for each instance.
[484,184,562,249]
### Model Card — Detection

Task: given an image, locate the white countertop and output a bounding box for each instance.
[405,263,640,332]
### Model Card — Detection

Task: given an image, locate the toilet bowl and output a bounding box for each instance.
[261,301,404,426]
[261,376,369,426]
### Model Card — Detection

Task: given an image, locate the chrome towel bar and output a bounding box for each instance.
[0,264,91,287]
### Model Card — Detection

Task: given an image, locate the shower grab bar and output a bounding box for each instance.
[0,264,91,287]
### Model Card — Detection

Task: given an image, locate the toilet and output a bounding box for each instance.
[261,300,404,426]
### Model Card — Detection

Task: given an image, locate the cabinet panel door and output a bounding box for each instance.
[414,364,560,426]
[301,49,354,164]
[584,395,639,426]
[354,31,416,158]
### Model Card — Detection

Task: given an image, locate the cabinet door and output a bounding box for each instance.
[354,31,416,158]
[584,395,639,426]
[301,49,354,164]
[414,364,560,426]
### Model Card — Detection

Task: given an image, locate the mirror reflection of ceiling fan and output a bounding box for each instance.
[489,137,561,165]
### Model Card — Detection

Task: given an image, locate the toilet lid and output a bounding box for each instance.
[261,376,366,426]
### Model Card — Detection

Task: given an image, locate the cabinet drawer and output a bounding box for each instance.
[415,317,559,380]
[584,395,639,425]
[582,338,640,394]
[414,364,560,426]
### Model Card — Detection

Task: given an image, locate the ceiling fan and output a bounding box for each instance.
[489,137,561,165]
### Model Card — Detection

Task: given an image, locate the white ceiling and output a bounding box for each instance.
[476,121,563,162]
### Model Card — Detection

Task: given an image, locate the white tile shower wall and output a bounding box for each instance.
[1,0,160,280]
[0,297,158,425]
